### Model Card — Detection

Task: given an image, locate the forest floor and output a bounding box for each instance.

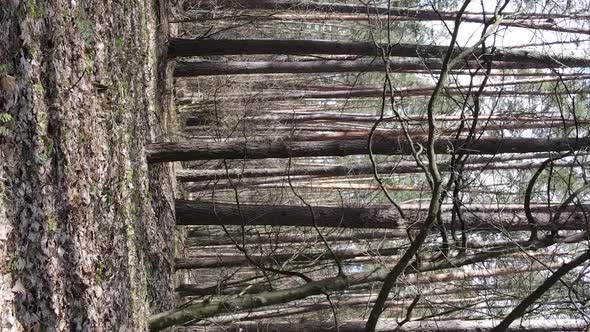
[0,0,179,330]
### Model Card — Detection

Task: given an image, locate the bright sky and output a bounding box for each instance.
[441,1,589,57]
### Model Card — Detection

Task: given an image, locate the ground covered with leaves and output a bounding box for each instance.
[0,0,178,330]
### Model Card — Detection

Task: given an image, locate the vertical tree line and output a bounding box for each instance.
[148,0,590,331]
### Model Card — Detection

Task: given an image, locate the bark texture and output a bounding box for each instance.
[168,39,590,68]
[147,137,590,162]
[175,200,590,231]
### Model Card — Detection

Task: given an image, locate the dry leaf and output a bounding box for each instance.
[0,75,16,94]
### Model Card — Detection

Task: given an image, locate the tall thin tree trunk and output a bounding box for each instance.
[185,230,406,246]
[174,200,590,231]
[146,137,590,162]
[174,59,559,76]
[177,159,586,183]
[198,319,586,332]
[168,39,590,68]
[174,246,402,269]
[186,0,589,21]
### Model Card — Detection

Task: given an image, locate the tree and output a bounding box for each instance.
[174,59,562,76]
[153,0,590,330]
[168,38,590,68]
[193,319,586,331]
[146,137,590,162]
[148,236,580,330]
[175,199,590,231]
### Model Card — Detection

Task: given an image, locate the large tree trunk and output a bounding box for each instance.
[168,39,590,68]
[174,200,589,231]
[146,136,590,162]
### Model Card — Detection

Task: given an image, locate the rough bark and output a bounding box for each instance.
[146,136,590,162]
[168,39,590,68]
[175,200,590,231]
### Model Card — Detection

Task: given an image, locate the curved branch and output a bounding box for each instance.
[490,250,590,332]
[524,152,572,240]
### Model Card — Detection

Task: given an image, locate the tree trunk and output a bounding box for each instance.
[176,261,561,292]
[174,200,590,231]
[193,297,574,326]
[177,159,586,183]
[187,0,589,21]
[189,294,572,326]
[174,59,556,76]
[185,120,573,137]
[168,39,590,68]
[146,136,590,162]
[174,153,565,181]
[186,230,406,246]
[185,179,433,193]
[186,113,576,125]
[195,319,585,332]
[182,10,590,35]
[192,89,583,101]
[174,246,402,269]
